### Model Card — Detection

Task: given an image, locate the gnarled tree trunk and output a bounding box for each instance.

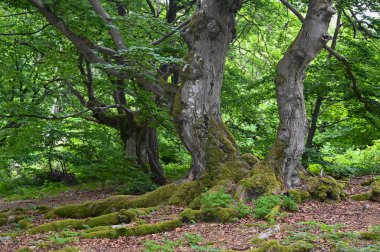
[119,113,166,185]
[173,0,248,182]
[266,0,336,188]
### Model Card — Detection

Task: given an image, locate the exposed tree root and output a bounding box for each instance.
[83,219,182,239]
[28,208,155,234]
[26,161,351,243]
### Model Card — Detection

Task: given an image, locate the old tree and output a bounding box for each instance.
[3,0,379,239]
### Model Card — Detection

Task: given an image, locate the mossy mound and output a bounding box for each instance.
[351,192,371,201]
[46,182,202,219]
[305,176,345,201]
[251,240,313,252]
[83,219,182,239]
[235,162,283,201]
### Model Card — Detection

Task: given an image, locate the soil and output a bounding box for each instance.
[1,176,379,252]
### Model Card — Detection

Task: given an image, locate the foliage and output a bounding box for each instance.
[308,140,380,178]
[253,195,299,219]
[200,190,251,217]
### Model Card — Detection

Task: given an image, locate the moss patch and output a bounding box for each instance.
[237,240,313,252]
[241,153,260,168]
[235,162,282,201]
[180,207,242,223]
[360,232,380,240]
[287,189,311,204]
[351,192,371,201]
[84,219,182,239]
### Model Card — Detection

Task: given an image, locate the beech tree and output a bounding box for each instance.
[264,0,336,187]
[3,0,363,200]
[21,0,332,188]
[173,0,249,181]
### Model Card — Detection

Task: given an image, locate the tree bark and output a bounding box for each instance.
[118,113,166,185]
[266,0,336,188]
[305,96,323,150]
[173,0,248,181]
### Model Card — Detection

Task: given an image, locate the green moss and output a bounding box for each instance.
[50,247,80,252]
[241,153,260,168]
[361,178,375,186]
[35,205,51,213]
[180,207,242,223]
[179,208,204,222]
[17,219,32,229]
[360,232,380,240]
[0,218,7,226]
[235,162,282,201]
[45,183,194,218]
[83,225,112,233]
[300,191,311,201]
[248,240,313,252]
[15,248,33,252]
[265,205,280,224]
[287,189,311,204]
[305,176,345,201]
[29,209,140,234]
[288,189,301,204]
[351,192,371,201]
[84,219,182,239]
[167,181,202,206]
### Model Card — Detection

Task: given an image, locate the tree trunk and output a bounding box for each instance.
[173,0,248,182]
[119,114,166,185]
[302,96,323,167]
[266,0,335,188]
[305,96,323,150]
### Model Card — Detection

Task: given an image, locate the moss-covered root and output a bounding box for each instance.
[249,240,313,252]
[46,181,202,219]
[28,208,145,234]
[235,162,283,201]
[83,219,182,239]
[180,207,243,223]
[305,176,345,201]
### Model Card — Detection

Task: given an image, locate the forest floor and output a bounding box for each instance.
[1,176,380,252]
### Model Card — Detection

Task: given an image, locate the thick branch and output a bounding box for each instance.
[89,0,127,50]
